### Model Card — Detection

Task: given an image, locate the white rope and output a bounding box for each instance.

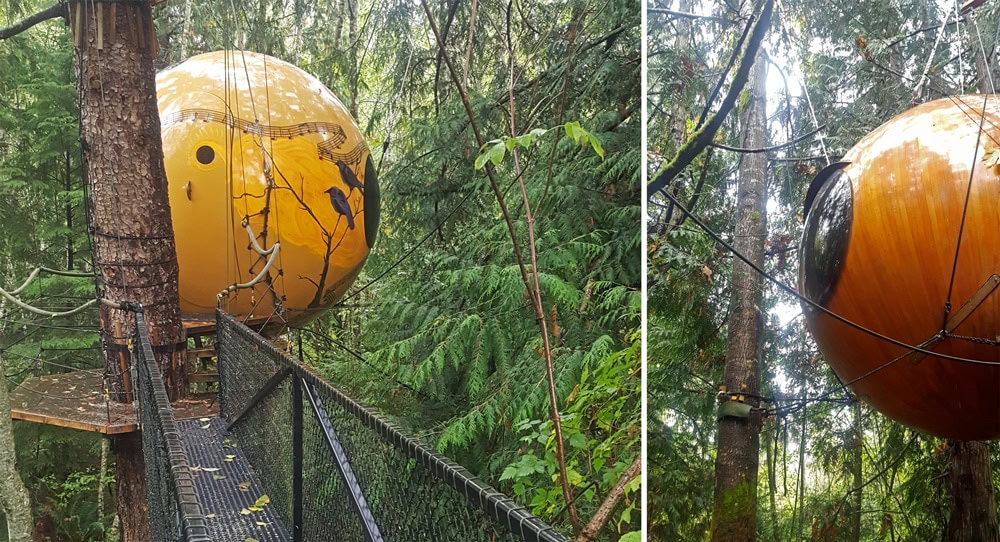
[0,289,96,317]
[0,267,123,317]
[244,222,277,256]
[217,224,280,300]
[8,266,92,295]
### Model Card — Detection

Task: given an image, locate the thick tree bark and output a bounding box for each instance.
[0,354,33,542]
[73,1,186,539]
[946,440,999,542]
[709,57,767,542]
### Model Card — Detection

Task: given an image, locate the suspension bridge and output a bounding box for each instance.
[8,309,566,542]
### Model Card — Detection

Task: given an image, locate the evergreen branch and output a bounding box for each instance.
[574,455,641,542]
[647,0,774,199]
[538,1,585,211]
[0,2,65,41]
[417,0,533,302]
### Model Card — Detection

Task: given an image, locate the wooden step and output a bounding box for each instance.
[186,346,216,359]
[188,372,220,383]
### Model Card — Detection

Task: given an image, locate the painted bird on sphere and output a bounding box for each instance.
[337,160,365,195]
[325,185,356,229]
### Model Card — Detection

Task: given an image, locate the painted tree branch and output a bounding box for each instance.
[574,455,642,542]
[647,0,773,199]
[503,0,581,533]
[0,2,65,40]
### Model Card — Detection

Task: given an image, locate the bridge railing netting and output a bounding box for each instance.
[217,310,568,542]
[133,313,211,541]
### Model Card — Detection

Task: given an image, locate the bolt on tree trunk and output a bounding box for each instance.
[72,1,186,539]
[710,57,768,542]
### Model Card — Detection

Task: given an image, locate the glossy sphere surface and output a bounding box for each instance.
[157,51,378,326]
[800,95,1000,440]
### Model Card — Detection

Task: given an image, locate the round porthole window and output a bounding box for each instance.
[196,145,216,165]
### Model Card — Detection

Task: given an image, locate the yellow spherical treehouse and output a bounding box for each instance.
[800,95,1000,440]
[156,51,379,327]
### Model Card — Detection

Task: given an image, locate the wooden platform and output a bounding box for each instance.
[9,371,221,434]
[182,314,284,338]
[9,370,137,434]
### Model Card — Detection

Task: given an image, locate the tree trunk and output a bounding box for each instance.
[946,441,999,542]
[765,421,779,542]
[0,353,33,542]
[847,401,863,542]
[66,149,75,270]
[73,1,186,539]
[658,0,693,234]
[709,56,767,542]
[348,0,359,116]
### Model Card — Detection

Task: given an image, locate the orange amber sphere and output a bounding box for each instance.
[156,51,379,327]
[800,95,1000,440]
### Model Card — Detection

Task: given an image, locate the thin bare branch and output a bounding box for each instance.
[504,0,581,533]
[574,455,642,542]
[410,8,589,529]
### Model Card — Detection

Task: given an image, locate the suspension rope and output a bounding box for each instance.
[972,16,997,94]
[942,92,988,326]
[660,190,1000,368]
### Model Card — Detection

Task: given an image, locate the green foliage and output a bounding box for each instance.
[0,3,109,538]
[474,123,605,169]
[36,470,112,542]
[500,330,639,533]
